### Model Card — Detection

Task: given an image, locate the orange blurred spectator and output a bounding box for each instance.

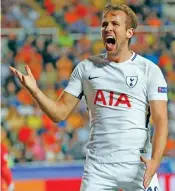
[28,52,43,81]
[64,9,79,24]
[146,12,162,27]
[166,71,175,84]
[15,45,33,65]
[165,139,175,156]
[15,48,42,81]
[17,89,34,105]
[42,114,56,131]
[90,14,101,27]
[56,55,73,75]
[67,112,84,129]
[64,2,89,23]
[42,131,57,146]
[159,50,173,70]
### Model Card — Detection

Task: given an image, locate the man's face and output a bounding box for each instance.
[101,10,132,55]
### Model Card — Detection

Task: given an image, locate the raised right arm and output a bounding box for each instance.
[32,90,80,122]
[10,65,80,123]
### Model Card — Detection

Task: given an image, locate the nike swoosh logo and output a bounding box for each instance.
[88,76,99,80]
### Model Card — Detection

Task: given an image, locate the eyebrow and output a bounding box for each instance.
[102,21,107,24]
[101,20,120,24]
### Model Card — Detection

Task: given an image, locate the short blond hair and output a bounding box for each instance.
[103,3,137,30]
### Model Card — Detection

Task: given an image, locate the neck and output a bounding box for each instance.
[106,46,133,63]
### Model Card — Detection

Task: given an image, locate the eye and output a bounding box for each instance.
[112,22,119,26]
[102,22,108,27]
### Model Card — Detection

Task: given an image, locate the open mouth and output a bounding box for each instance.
[106,36,116,44]
[106,36,116,51]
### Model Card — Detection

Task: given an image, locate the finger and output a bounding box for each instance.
[143,180,148,189]
[144,165,151,177]
[140,156,149,164]
[144,169,153,187]
[9,66,23,79]
[15,70,23,82]
[22,75,25,84]
[144,173,151,184]
[143,169,149,186]
[144,176,152,188]
[9,66,17,75]
[143,177,148,189]
[143,167,150,187]
[25,65,33,77]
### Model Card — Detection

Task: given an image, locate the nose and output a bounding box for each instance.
[105,23,113,32]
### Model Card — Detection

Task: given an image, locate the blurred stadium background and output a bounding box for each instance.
[1,0,175,191]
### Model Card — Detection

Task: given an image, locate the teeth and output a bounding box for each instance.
[107,36,114,39]
[106,36,116,44]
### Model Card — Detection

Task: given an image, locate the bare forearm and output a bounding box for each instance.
[9,65,75,122]
[31,88,65,122]
[151,122,168,164]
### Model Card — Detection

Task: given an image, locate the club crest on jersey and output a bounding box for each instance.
[126,76,138,88]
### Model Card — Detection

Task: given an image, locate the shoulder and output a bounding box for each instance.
[135,54,161,73]
[87,54,105,63]
[76,54,107,71]
[135,54,155,66]
[87,54,109,67]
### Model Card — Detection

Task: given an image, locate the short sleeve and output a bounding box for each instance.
[64,61,84,99]
[147,64,168,101]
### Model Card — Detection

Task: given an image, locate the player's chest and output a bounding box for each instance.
[83,64,145,94]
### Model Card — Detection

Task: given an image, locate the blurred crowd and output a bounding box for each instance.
[1,0,175,165]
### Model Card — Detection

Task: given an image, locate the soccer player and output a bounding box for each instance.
[1,130,14,191]
[10,3,168,191]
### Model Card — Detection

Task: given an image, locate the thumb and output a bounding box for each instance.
[140,156,149,164]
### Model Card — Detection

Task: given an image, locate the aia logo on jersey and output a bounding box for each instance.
[126,76,138,88]
[94,90,131,108]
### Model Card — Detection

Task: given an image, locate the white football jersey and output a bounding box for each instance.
[64,52,168,163]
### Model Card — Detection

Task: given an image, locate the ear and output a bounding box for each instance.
[126,28,134,39]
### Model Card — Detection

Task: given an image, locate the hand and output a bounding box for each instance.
[140,156,159,189]
[9,65,38,95]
